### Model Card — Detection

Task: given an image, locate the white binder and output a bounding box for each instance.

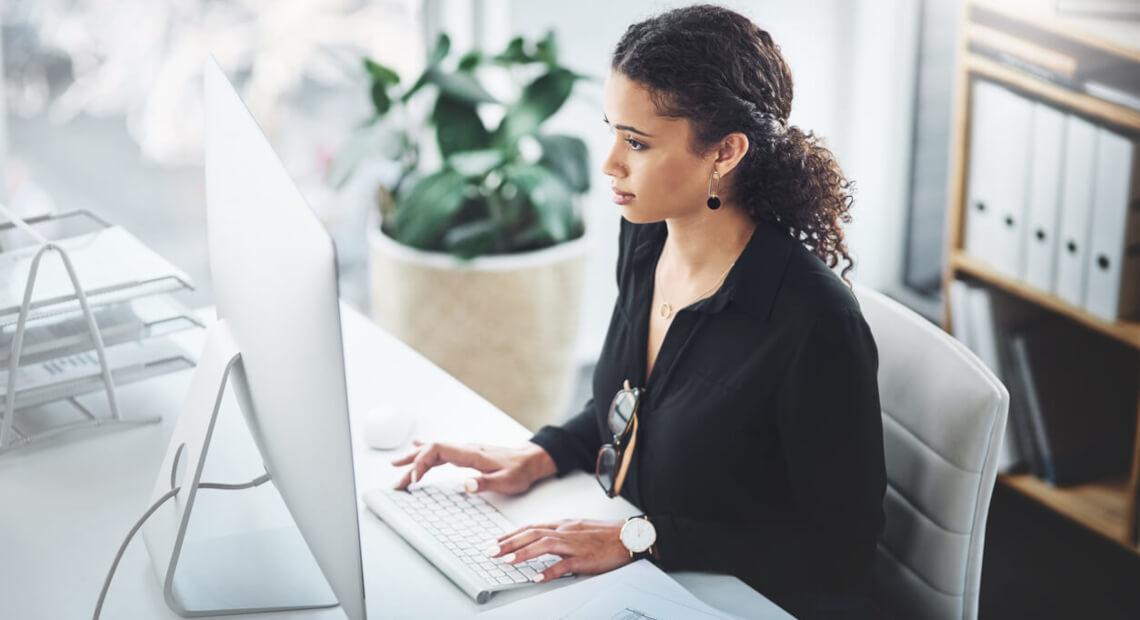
[1023,102,1066,293]
[1054,114,1099,308]
[1084,128,1140,322]
[964,80,1034,279]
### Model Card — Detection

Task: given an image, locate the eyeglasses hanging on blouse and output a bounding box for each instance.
[595,379,643,498]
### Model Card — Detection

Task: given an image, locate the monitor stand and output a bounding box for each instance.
[140,320,338,616]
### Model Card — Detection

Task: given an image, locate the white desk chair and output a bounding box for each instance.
[854,286,1008,620]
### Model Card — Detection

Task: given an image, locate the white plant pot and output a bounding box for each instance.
[367,222,589,431]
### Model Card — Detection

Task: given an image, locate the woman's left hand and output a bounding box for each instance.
[488,519,632,582]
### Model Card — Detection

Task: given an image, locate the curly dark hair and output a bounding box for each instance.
[612,4,856,283]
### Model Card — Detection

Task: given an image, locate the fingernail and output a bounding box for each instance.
[411,470,418,485]
[464,478,478,493]
[485,545,499,556]
[502,553,516,564]
[532,573,545,583]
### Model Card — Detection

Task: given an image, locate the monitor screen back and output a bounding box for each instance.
[203,56,366,620]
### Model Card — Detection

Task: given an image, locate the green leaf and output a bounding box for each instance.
[404,66,498,105]
[395,170,470,248]
[536,134,590,193]
[493,37,530,64]
[496,68,577,145]
[429,33,451,64]
[534,31,558,65]
[363,58,400,86]
[432,95,492,157]
[447,149,505,178]
[510,223,554,248]
[370,81,392,115]
[504,164,574,243]
[429,66,499,104]
[380,129,411,160]
[328,127,406,189]
[443,218,500,259]
[402,70,429,102]
[458,50,482,72]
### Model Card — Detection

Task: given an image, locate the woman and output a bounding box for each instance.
[393,5,886,617]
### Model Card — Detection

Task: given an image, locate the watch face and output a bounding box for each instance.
[621,517,657,553]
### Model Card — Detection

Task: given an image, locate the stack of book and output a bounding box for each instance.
[949,280,1138,485]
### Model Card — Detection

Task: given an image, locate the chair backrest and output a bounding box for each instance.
[854,286,1008,620]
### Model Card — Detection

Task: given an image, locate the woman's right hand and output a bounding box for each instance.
[391,440,557,495]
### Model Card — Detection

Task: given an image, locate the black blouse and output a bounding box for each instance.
[530,217,886,618]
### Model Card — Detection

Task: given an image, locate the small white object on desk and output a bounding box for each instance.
[363,403,416,450]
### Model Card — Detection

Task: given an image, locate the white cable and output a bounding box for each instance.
[199,472,271,491]
[92,487,179,620]
[92,473,272,620]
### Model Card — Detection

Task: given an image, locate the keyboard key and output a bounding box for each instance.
[496,576,514,586]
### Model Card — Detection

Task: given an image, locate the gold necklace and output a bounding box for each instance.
[656,253,736,320]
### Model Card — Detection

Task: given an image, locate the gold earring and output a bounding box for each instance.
[707,170,721,210]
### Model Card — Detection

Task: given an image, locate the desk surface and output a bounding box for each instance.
[0,304,790,619]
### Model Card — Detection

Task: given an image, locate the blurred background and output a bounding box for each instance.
[0,0,942,346]
[3,1,1139,617]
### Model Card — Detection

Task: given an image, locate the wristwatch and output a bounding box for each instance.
[619,515,657,560]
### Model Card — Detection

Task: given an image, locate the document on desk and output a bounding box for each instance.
[476,560,742,620]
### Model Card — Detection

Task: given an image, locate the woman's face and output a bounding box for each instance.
[601,71,715,224]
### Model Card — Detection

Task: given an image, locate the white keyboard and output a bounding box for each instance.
[363,485,565,603]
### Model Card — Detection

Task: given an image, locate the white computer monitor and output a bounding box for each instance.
[140,57,366,620]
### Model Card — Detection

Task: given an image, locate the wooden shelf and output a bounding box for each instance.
[1000,473,1133,549]
[950,250,1140,351]
[964,53,1140,132]
[971,0,1140,65]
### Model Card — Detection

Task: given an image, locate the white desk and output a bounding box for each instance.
[0,304,790,619]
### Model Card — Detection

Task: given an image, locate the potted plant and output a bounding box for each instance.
[343,32,592,431]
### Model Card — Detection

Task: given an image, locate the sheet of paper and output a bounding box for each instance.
[0,225,191,321]
[475,560,741,620]
[0,295,195,364]
[564,581,733,619]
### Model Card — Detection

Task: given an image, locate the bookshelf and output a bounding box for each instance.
[943,1,1140,550]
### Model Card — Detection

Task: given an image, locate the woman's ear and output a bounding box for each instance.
[713,132,750,176]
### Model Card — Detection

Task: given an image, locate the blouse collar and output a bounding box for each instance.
[626,218,795,322]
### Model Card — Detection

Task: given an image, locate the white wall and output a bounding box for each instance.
[501,0,919,361]
[838,0,922,296]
